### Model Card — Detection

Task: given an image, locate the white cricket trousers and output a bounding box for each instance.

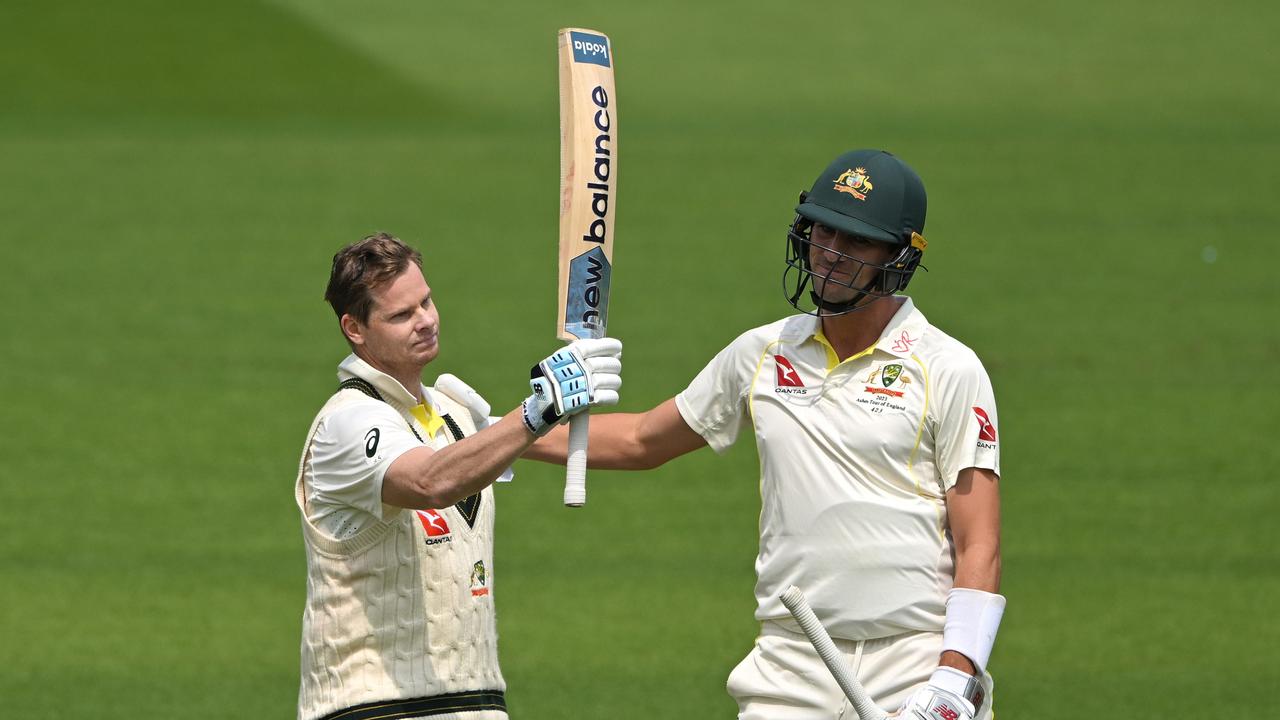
[727,622,995,720]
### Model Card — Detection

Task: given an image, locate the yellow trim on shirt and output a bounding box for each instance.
[410,402,445,439]
[813,327,876,369]
[812,328,840,370]
[908,353,944,538]
[748,339,785,423]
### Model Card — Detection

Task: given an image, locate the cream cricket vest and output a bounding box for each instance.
[295,378,505,720]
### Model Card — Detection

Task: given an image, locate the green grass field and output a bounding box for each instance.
[2,1,1277,716]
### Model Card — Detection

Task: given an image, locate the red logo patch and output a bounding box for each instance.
[415,509,451,537]
[775,355,804,387]
[864,386,904,398]
[933,703,960,720]
[972,407,997,442]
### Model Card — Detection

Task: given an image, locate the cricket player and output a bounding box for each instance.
[527,150,1004,719]
[295,233,622,720]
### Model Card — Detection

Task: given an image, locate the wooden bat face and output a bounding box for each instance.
[557,28,616,342]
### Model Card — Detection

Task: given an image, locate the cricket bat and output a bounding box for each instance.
[557,27,617,507]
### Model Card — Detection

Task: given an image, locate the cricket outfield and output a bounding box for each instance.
[0,1,1276,717]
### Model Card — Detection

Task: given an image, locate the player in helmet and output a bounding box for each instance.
[528,150,1005,720]
[784,149,928,316]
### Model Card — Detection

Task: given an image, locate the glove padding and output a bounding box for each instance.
[521,338,622,437]
[895,667,980,720]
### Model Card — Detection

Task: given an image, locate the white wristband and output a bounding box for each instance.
[942,588,1006,672]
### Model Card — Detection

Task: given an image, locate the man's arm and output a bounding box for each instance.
[384,338,625,510]
[382,410,535,510]
[940,466,1001,675]
[523,398,708,470]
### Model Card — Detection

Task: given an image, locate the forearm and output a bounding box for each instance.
[943,468,1003,675]
[954,541,1000,594]
[524,412,658,469]
[386,410,534,508]
[522,399,705,470]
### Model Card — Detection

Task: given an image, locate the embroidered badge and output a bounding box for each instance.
[881,363,902,387]
[471,560,490,597]
[833,167,874,201]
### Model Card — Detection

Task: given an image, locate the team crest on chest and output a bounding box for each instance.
[857,363,913,414]
[470,560,490,597]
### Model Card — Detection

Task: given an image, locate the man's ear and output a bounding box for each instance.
[340,313,365,347]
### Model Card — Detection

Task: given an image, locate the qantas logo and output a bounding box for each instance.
[775,355,804,387]
[973,407,998,442]
[415,509,453,545]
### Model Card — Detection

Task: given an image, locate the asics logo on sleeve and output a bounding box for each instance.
[364,428,380,457]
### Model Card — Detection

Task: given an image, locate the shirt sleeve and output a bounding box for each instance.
[932,352,1001,491]
[675,332,758,454]
[309,400,423,518]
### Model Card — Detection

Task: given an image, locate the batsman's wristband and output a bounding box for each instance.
[942,587,1006,673]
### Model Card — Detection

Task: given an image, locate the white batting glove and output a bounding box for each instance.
[895,667,980,720]
[521,338,622,437]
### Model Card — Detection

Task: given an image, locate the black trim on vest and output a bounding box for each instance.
[442,413,482,528]
[339,378,425,443]
[317,689,507,720]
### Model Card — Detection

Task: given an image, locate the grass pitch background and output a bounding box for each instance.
[1,0,1277,716]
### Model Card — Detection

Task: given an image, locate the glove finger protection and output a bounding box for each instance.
[521,338,624,436]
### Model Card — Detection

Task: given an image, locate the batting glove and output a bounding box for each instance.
[521,338,622,437]
[895,667,981,720]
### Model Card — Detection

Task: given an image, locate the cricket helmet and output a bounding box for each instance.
[784,149,928,316]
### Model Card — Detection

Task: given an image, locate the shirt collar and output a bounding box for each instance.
[337,354,425,409]
[873,296,929,359]
[805,296,929,361]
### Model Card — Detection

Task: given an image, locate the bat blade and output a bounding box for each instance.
[557,27,617,507]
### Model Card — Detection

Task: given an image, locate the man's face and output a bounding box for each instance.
[344,264,440,373]
[807,222,896,306]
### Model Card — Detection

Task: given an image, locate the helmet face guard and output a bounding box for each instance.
[783,208,926,317]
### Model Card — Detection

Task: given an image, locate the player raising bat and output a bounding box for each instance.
[294,233,621,720]
[527,150,1005,720]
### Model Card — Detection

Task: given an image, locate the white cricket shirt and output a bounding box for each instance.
[305,355,506,540]
[676,297,1000,640]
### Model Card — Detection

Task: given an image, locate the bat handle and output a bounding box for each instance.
[564,412,589,506]
[779,586,889,720]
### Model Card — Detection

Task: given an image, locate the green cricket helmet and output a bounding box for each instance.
[784,149,929,316]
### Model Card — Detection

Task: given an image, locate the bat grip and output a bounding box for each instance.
[779,586,889,720]
[564,412,589,506]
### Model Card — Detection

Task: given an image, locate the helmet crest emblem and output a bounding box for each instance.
[833,167,874,201]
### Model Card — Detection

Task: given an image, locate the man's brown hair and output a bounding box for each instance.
[324,233,423,327]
